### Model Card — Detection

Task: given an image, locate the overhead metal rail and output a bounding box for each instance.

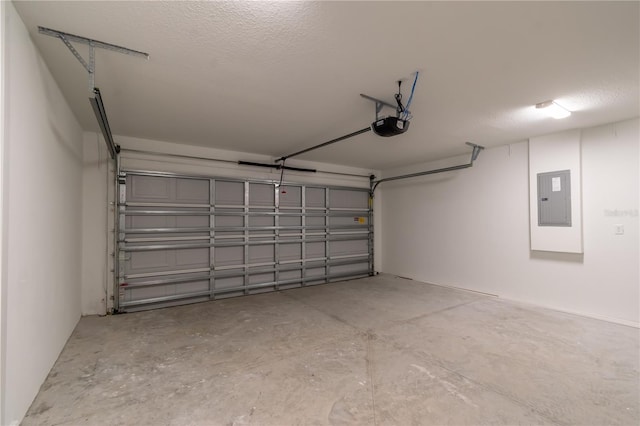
[89,88,119,158]
[370,142,485,193]
[277,127,372,162]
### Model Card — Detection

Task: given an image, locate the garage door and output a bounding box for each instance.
[116,170,373,312]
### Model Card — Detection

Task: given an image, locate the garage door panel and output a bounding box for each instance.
[216,213,244,228]
[128,175,211,204]
[251,232,276,238]
[330,240,368,257]
[127,213,208,229]
[124,280,209,309]
[280,186,302,207]
[305,242,326,258]
[249,245,274,264]
[280,243,301,261]
[127,231,209,240]
[125,286,160,303]
[330,189,368,209]
[249,215,274,227]
[128,250,171,271]
[215,246,244,267]
[332,262,369,275]
[215,232,243,240]
[306,267,325,278]
[330,216,368,226]
[305,187,326,207]
[179,280,210,294]
[249,272,275,285]
[175,247,209,268]
[215,181,244,205]
[280,270,302,281]
[127,214,174,229]
[280,216,302,227]
[249,183,274,206]
[215,276,244,291]
[129,175,171,200]
[306,216,325,227]
[175,178,209,203]
[176,215,209,228]
[128,248,211,275]
[125,297,210,312]
[118,172,372,311]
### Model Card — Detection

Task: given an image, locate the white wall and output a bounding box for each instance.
[0,1,7,423]
[81,134,379,314]
[1,3,83,424]
[380,118,639,326]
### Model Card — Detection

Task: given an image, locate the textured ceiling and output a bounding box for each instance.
[13,1,640,169]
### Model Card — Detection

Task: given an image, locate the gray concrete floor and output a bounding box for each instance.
[23,275,639,425]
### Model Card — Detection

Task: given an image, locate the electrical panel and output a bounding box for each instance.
[537,170,571,227]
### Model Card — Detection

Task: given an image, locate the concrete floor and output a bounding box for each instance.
[23,275,639,425]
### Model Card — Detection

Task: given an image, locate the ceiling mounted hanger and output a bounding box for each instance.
[38,26,149,159]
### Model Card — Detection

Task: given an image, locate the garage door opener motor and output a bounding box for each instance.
[361,73,418,137]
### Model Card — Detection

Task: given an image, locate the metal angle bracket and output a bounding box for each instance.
[38,26,149,92]
[360,94,397,120]
[466,141,484,162]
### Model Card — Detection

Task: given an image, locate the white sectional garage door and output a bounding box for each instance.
[116,171,373,312]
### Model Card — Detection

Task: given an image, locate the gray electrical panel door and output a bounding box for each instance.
[116,171,373,312]
[537,170,571,227]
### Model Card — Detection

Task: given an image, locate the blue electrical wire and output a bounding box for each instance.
[402,71,419,120]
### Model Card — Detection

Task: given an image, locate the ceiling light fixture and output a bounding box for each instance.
[535,100,571,119]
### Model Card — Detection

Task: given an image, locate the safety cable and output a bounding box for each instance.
[278,159,286,189]
[402,72,419,120]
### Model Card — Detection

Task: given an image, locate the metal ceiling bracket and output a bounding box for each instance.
[360,94,396,120]
[57,34,90,72]
[370,142,485,194]
[468,141,484,162]
[38,26,149,92]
